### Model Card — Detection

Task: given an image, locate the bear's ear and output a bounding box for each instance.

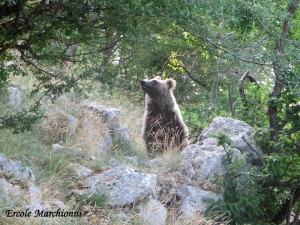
[166,78,176,90]
[154,76,161,80]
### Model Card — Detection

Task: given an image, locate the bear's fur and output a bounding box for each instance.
[140,76,188,155]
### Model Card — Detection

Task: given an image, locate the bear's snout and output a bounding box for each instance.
[140,80,149,90]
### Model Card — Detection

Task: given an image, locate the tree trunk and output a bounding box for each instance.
[268,0,299,153]
[227,83,235,117]
[271,187,300,224]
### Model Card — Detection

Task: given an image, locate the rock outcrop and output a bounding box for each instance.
[0,153,35,182]
[179,185,223,217]
[139,197,168,225]
[180,138,242,184]
[79,103,131,154]
[71,164,157,207]
[0,153,43,212]
[0,153,66,214]
[199,117,263,165]
[67,117,262,222]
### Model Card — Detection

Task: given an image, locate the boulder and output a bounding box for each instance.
[52,143,64,151]
[74,165,157,207]
[125,156,139,167]
[84,103,131,154]
[0,178,22,207]
[180,158,195,179]
[0,153,35,182]
[180,139,241,184]
[0,154,44,212]
[68,163,93,178]
[98,134,113,153]
[139,198,167,225]
[67,114,78,135]
[170,117,264,218]
[114,126,131,144]
[178,185,223,218]
[28,182,43,211]
[199,117,262,165]
[87,104,121,130]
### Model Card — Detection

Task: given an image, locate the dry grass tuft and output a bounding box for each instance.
[39,110,69,144]
[75,109,110,158]
[167,207,226,225]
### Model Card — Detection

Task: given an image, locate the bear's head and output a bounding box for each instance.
[140,76,176,99]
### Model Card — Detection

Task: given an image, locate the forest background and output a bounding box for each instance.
[0,0,299,224]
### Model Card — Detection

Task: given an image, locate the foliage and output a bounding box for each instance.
[209,132,266,224]
[1,0,300,223]
[236,80,272,128]
[84,195,108,208]
[210,156,266,224]
[0,0,159,130]
[210,124,300,224]
[0,103,42,133]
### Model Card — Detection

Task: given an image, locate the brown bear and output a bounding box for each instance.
[140,76,188,156]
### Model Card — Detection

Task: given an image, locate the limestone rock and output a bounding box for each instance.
[0,154,44,213]
[179,185,223,218]
[52,143,64,151]
[180,158,195,179]
[67,114,78,135]
[7,87,21,109]
[180,139,241,184]
[0,178,22,207]
[125,156,139,167]
[98,134,113,153]
[87,103,121,130]
[173,117,264,217]
[114,126,131,144]
[139,198,167,225]
[28,182,43,211]
[83,166,157,206]
[199,117,262,165]
[109,159,119,167]
[68,163,93,178]
[85,103,131,154]
[0,152,35,182]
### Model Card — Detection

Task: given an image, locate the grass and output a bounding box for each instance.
[164,151,185,172]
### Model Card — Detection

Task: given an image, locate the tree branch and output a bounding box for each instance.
[179,25,272,67]
[160,54,210,91]
[14,0,24,28]
[271,187,300,224]
[238,71,260,107]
